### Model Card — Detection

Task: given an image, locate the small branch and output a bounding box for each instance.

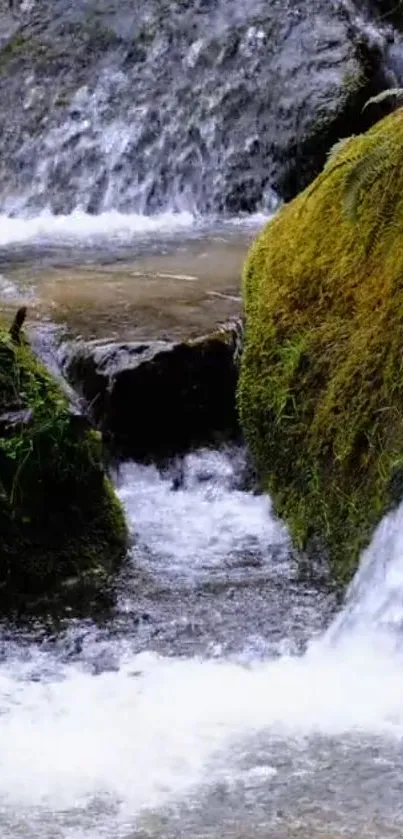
[9,306,27,345]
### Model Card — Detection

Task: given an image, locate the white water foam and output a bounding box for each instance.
[1,451,403,835]
[0,274,25,301]
[117,449,288,576]
[0,209,196,247]
[0,209,269,248]
[2,635,403,835]
[0,275,19,299]
[0,273,37,303]
[324,497,403,645]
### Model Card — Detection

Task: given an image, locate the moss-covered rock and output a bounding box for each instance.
[238,109,403,583]
[0,318,127,607]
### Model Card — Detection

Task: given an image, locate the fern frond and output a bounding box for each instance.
[342,144,394,220]
[361,167,399,254]
[325,136,356,168]
[362,88,403,112]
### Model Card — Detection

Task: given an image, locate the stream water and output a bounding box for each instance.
[0,436,403,838]
[1,0,403,831]
[0,210,264,340]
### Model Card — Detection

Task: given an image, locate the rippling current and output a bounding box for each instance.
[0,446,403,839]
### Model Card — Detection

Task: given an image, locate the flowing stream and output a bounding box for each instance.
[1,0,403,834]
[0,192,402,839]
[0,444,403,838]
[0,210,264,340]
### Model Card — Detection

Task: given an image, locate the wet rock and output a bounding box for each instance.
[0,406,33,435]
[61,325,241,460]
[0,0,394,214]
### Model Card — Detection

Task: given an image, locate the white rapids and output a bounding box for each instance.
[0,209,196,247]
[0,209,269,249]
[0,449,403,838]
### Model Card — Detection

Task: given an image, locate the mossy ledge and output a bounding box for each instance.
[238,109,403,584]
[0,316,128,608]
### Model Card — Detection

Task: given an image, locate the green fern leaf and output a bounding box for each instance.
[342,144,393,220]
[325,136,356,168]
[362,88,403,112]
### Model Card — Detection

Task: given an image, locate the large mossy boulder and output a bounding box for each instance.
[0,318,127,607]
[238,109,403,583]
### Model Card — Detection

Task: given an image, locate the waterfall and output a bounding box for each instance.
[0,0,398,219]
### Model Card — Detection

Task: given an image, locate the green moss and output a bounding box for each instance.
[0,327,128,605]
[238,108,403,583]
[0,32,50,70]
[0,32,30,65]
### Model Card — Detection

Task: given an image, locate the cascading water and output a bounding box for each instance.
[0,0,398,257]
[1,0,403,836]
[1,448,403,839]
[0,0,398,222]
